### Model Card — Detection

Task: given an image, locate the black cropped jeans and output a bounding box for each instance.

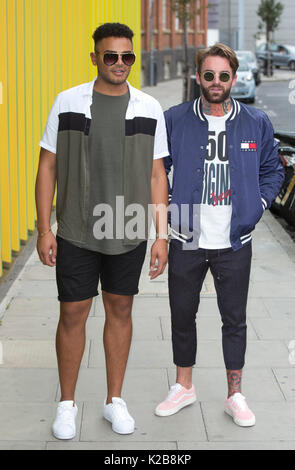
[168,240,252,370]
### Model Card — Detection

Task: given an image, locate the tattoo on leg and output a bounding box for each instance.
[227,369,242,398]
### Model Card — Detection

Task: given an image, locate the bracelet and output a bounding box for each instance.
[156,233,169,240]
[38,227,52,238]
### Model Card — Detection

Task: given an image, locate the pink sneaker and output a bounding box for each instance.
[155,383,197,417]
[224,393,256,427]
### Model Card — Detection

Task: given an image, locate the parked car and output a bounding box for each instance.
[231,59,256,103]
[235,50,261,85]
[256,43,295,71]
[271,132,295,227]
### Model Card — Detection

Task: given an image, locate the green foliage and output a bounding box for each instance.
[257,0,284,36]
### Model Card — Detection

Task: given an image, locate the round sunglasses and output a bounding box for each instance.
[203,71,231,82]
[96,51,136,67]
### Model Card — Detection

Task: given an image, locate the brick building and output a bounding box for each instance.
[141,0,208,86]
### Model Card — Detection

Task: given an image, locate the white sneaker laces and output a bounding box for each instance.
[112,400,132,422]
[167,383,183,402]
[232,393,247,411]
[57,404,75,424]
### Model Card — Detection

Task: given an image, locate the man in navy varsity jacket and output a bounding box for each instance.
[155,43,284,426]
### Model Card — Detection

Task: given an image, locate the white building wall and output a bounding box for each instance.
[219,0,295,53]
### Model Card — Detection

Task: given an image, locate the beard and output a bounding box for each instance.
[200,83,231,104]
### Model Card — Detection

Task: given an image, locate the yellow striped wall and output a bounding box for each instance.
[0,0,141,278]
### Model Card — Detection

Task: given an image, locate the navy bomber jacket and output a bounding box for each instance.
[164,97,285,251]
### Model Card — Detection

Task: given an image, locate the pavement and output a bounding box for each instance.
[259,69,295,82]
[1,78,295,451]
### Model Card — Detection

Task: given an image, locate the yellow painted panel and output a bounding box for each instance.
[16,0,28,242]
[32,0,41,224]
[48,0,57,207]
[0,0,11,267]
[47,0,56,108]
[79,0,87,84]
[71,0,79,88]
[88,0,96,80]
[7,0,20,252]
[40,0,48,132]
[24,0,35,232]
[58,0,66,92]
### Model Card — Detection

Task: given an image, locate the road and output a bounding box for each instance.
[250,80,295,134]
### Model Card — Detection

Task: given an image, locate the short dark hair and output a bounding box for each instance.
[92,23,134,49]
[196,43,239,75]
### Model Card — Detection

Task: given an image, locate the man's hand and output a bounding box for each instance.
[37,232,57,267]
[149,239,168,280]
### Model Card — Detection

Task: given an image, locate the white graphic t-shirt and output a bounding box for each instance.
[199,111,232,249]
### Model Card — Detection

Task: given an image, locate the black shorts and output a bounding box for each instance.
[56,235,147,302]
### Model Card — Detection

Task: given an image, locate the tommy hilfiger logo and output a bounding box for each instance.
[241,140,257,151]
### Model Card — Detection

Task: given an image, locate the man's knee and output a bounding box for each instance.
[59,298,93,329]
[103,292,133,322]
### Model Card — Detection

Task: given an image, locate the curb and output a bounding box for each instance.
[260,77,294,82]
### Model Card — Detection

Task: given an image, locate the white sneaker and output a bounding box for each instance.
[52,400,78,440]
[103,397,135,434]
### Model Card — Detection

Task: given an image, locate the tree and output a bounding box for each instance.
[170,0,207,101]
[257,0,284,76]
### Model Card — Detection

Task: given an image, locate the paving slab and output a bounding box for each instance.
[250,264,295,281]
[1,295,96,319]
[86,316,163,341]
[46,441,178,450]
[272,368,295,401]
[21,264,56,280]
[201,401,295,442]
[0,402,81,442]
[0,340,89,368]
[244,340,290,368]
[0,369,59,402]
[177,441,295,450]
[89,339,174,369]
[59,368,169,404]
[262,298,295,319]
[11,280,58,298]
[250,317,295,341]
[2,297,60,317]
[248,280,295,298]
[0,441,46,450]
[0,315,58,340]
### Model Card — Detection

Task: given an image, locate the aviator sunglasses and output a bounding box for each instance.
[96,50,136,67]
[203,71,231,82]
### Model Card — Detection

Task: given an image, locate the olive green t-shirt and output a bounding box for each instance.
[72,89,140,254]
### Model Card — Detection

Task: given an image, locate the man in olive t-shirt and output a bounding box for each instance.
[36,23,169,439]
